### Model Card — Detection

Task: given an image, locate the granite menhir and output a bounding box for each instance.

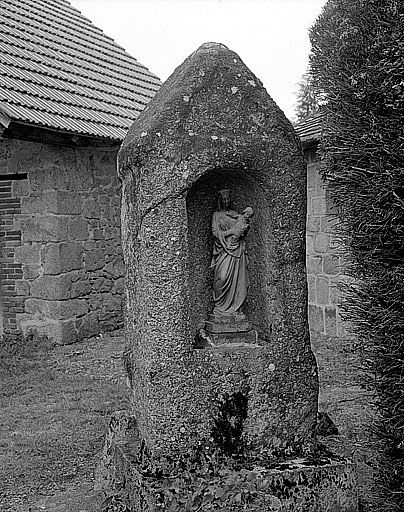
[114,42,325,510]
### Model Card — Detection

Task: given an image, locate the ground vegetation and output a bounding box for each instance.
[294,71,321,122]
[310,1,404,509]
[0,332,369,511]
[0,332,127,511]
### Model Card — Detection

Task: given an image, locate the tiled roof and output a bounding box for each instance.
[0,0,161,140]
[295,110,325,147]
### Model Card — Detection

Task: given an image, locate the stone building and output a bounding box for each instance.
[0,1,344,345]
[0,0,160,343]
[296,111,348,338]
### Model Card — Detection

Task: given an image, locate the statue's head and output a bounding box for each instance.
[218,189,231,210]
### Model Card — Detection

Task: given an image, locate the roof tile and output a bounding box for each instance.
[295,110,325,146]
[0,0,161,140]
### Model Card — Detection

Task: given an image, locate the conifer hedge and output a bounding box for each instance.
[309,1,404,510]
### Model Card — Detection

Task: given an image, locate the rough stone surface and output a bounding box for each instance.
[119,41,318,451]
[98,411,359,512]
[25,297,88,319]
[105,43,340,511]
[1,138,124,343]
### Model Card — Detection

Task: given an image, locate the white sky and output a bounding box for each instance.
[70,0,326,121]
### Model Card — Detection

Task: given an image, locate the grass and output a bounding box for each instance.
[0,332,127,512]
[314,333,378,511]
[0,331,374,511]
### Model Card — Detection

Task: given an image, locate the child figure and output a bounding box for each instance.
[231,206,254,243]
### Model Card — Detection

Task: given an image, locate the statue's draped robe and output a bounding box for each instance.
[211,209,249,316]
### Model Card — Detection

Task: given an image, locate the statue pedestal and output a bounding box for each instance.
[205,313,253,333]
[195,314,258,347]
[202,330,258,346]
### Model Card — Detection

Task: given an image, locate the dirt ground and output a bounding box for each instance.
[0,332,127,512]
[314,334,378,511]
[0,331,374,511]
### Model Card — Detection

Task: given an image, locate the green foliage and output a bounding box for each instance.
[132,444,331,512]
[294,71,321,123]
[148,452,280,511]
[309,0,404,510]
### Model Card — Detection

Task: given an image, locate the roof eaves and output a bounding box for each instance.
[7,119,124,145]
[301,136,320,150]
[0,103,12,127]
[295,110,325,148]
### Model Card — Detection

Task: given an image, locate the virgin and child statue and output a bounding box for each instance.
[210,189,253,323]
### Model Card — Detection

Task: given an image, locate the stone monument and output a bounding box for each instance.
[98,43,358,511]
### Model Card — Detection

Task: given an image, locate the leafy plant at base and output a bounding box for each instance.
[309,1,404,510]
[119,435,331,512]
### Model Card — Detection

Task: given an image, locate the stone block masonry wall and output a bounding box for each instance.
[304,152,373,509]
[305,148,349,338]
[0,137,124,344]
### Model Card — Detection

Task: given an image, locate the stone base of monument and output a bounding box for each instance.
[195,314,259,348]
[96,410,359,512]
